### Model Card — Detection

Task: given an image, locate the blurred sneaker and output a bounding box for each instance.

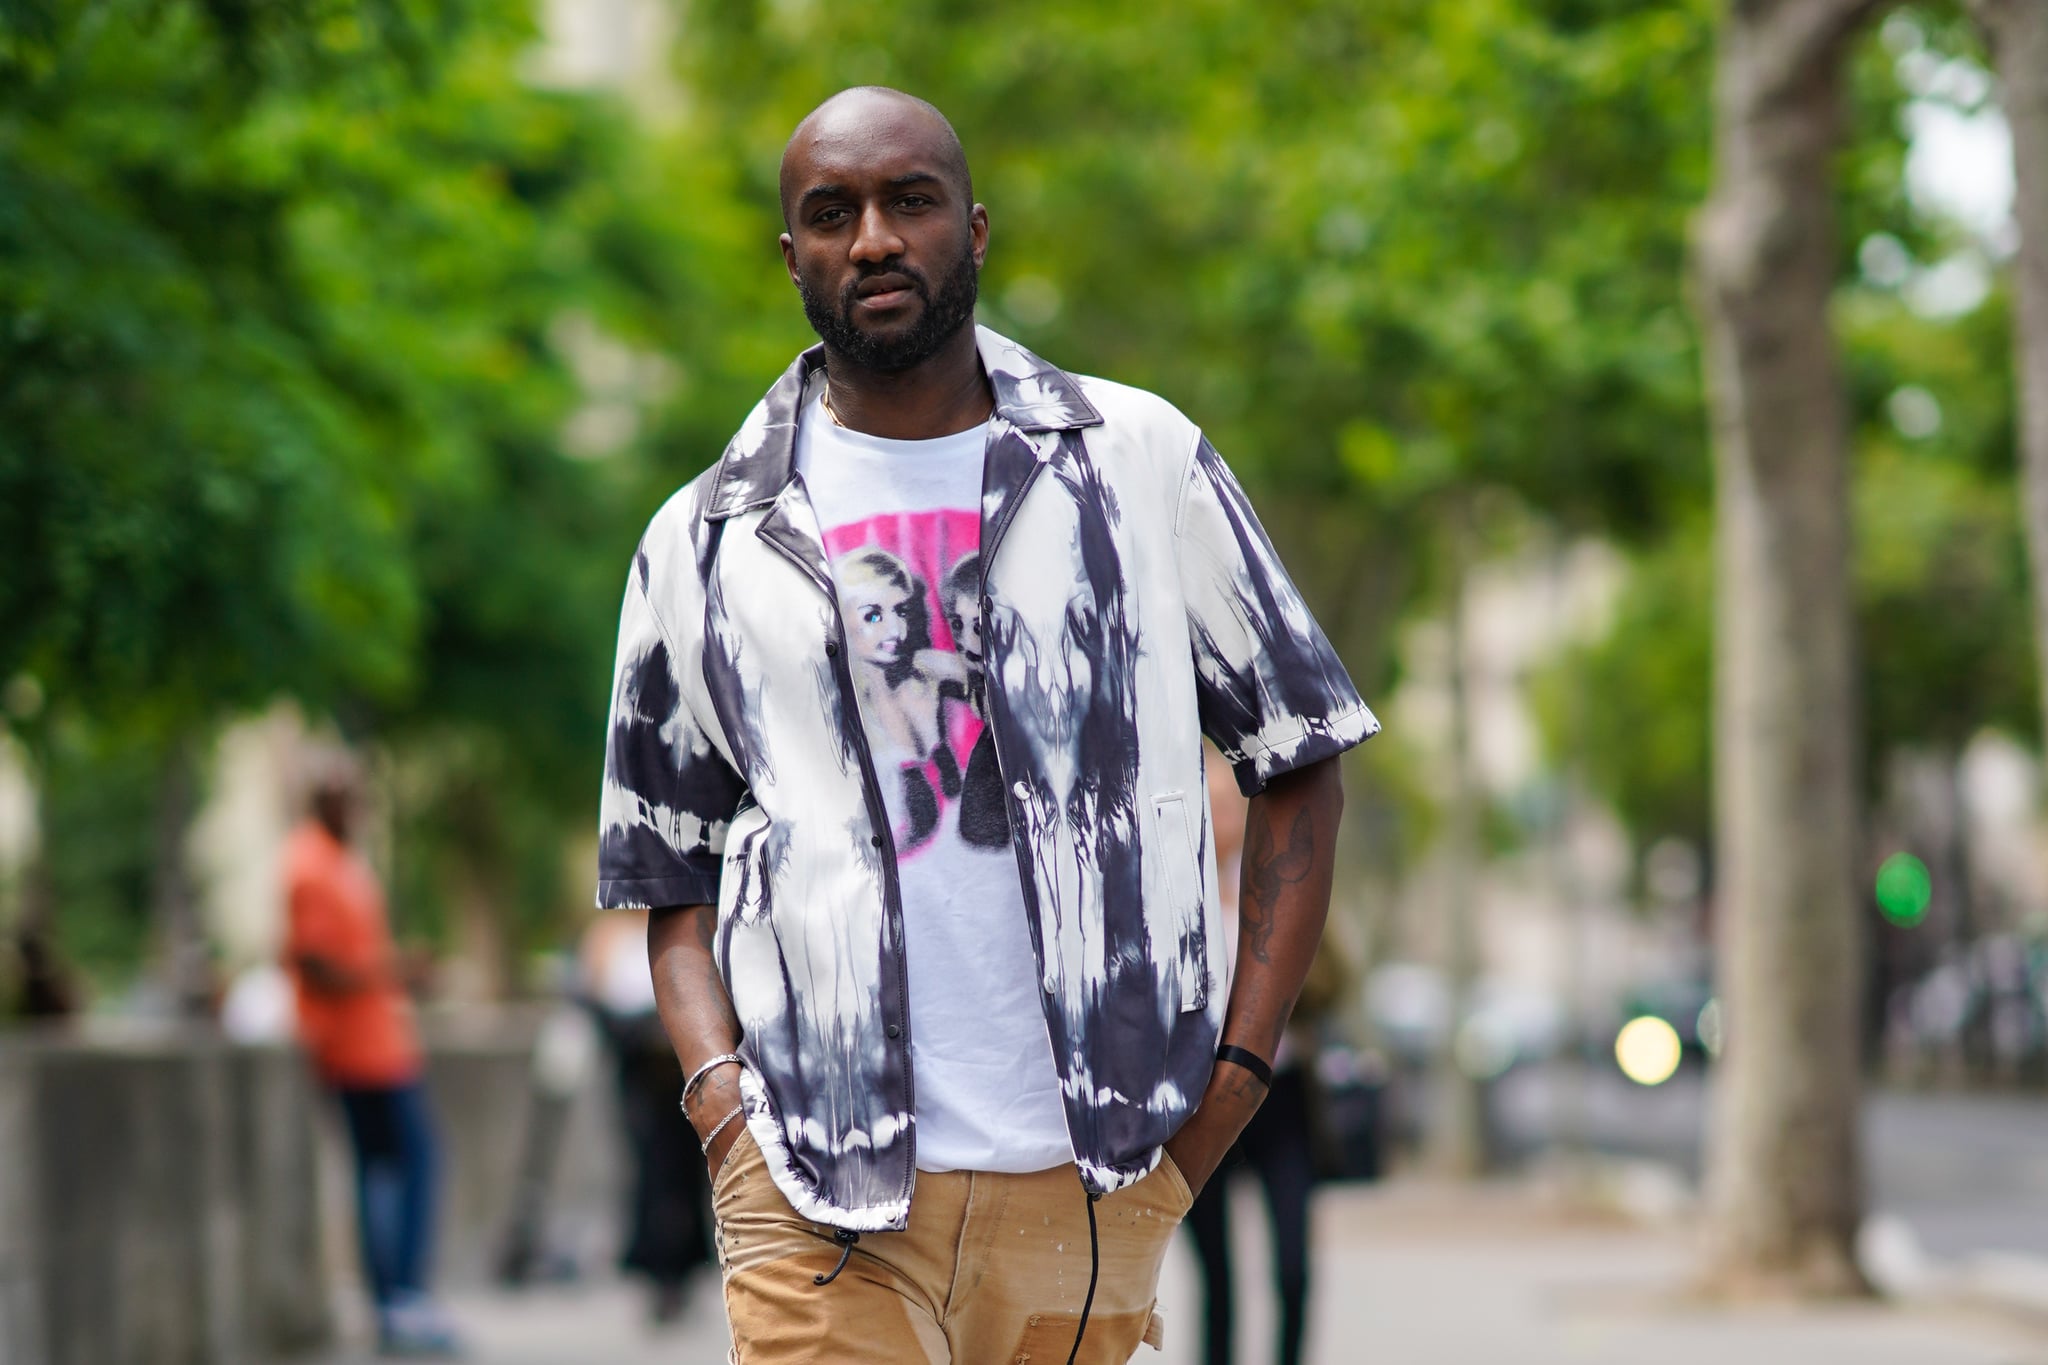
[650,1279,688,1326]
[377,1297,464,1358]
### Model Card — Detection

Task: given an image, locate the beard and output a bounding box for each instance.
[798,247,980,373]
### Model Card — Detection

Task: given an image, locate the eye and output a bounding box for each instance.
[812,206,850,226]
[863,607,882,624]
[897,195,933,210]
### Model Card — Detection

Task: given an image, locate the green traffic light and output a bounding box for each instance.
[1876,852,1932,928]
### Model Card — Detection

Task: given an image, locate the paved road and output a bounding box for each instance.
[1492,1065,2048,1261]
[318,1181,2048,1365]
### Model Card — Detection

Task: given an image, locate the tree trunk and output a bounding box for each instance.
[1973,1,2048,753]
[1694,0,1879,1297]
[1427,534,1486,1178]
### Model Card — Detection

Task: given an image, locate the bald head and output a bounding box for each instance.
[779,87,972,227]
[778,86,988,376]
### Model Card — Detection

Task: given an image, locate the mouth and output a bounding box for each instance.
[853,274,919,313]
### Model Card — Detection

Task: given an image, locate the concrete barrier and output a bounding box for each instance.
[0,1013,618,1365]
[0,1030,329,1365]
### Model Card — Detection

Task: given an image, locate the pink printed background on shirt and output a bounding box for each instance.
[823,508,987,852]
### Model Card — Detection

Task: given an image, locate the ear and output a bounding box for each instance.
[779,232,801,289]
[969,204,989,269]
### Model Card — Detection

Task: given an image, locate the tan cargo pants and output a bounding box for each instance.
[711,1128,1189,1363]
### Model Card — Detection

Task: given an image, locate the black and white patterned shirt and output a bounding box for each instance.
[598,327,1378,1232]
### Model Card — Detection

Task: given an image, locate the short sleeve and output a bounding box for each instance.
[596,569,748,909]
[1177,434,1380,796]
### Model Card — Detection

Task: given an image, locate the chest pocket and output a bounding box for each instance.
[1149,793,1208,1013]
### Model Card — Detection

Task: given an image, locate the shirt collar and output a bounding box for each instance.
[703,324,1102,521]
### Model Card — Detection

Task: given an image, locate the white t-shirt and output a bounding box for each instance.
[793,393,1074,1174]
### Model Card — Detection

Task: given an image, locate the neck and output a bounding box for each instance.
[822,324,992,440]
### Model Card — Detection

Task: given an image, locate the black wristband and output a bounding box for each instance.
[1214,1043,1274,1090]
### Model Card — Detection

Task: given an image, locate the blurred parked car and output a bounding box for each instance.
[1365,962,1570,1080]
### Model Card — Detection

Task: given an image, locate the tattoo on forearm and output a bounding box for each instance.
[1243,805,1315,964]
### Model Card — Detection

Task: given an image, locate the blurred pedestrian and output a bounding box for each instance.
[11,916,79,1018]
[282,755,461,1358]
[1185,752,1327,1365]
[579,907,713,1323]
[596,87,1376,1364]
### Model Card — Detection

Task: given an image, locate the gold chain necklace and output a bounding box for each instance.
[821,382,995,430]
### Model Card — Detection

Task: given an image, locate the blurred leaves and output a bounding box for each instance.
[665,0,1718,704]
[1,0,661,972]
[2,0,2033,975]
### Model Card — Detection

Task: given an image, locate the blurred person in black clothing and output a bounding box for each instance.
[580,908,713,1323]
[1185,752,1333,1365]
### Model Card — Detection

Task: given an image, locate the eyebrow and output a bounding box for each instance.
[797,170,947,215]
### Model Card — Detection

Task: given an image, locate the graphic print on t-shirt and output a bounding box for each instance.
[825,510,1010,856]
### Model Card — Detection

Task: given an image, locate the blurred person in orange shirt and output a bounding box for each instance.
[283,758,462,1358]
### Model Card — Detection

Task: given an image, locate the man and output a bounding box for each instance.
[597,87,1376,1363]
[282,758,460,1358]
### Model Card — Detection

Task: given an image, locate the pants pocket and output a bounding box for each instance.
[1148,792,1208,1013]
[1155,1150,1196,1218]
[1008,1307,1152,1365]
[711,1123,758,1207]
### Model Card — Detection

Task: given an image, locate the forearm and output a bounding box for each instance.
[294,951,388,997]
[1165,756,1344,1192]
[648,903,747,1156]
[1223,757,1344,1062]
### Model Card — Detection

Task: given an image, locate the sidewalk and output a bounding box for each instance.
[315,1180,2048,1364]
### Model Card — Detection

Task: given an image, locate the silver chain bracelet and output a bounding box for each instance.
[698,1102,745,1155]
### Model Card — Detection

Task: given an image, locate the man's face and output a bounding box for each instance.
[780,103,988,371]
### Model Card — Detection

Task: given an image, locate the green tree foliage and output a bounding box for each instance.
[1535,296,2032,872]
[1,0,658,978]
[6,0,2029,982]
[651,0,1716,673]
[1535,9,2033,876]
[1848,294,2035,763]
[1534,522,1714,858]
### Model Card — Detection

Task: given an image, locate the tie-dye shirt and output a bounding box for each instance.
[598,328,1378,1232]
[793,397,1073,1175]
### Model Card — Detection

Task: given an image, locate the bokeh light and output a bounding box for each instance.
[1454,1017,1517,1082]
[1696,998,1724,1059]
[1615,1015,1683,1087]
[1876,852,1934,928]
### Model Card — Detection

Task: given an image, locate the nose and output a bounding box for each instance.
[850,202,904,265]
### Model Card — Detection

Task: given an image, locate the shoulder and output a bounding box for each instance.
[1070,374,1201,450]
[631,467,724,599]
[282,823,327,873]
[1066,374,1205,507]
[282,825,340,908]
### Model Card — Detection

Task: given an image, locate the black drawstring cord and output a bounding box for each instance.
[814,1228,861,1286]
[1065,1191,1103,1365]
